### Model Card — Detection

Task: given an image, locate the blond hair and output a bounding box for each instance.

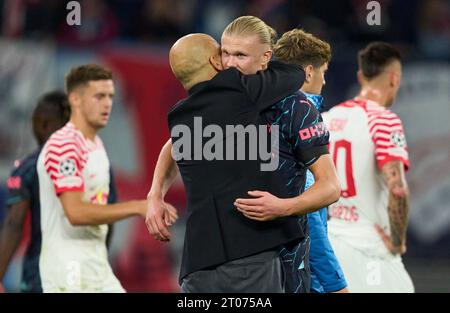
[274,29,332,68]
[223,16,277,48]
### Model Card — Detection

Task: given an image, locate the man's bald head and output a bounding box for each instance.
[169,33,223,90]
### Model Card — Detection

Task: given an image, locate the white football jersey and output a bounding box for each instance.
[322,99,409,253]
[37,122,122,292]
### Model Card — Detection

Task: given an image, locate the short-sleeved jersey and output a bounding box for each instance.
[262,91,330,198]
[6,150,42,292]
[322,99,409,251]
[37,122,113,290]
[5,147,118,293]
[261,91,330,293]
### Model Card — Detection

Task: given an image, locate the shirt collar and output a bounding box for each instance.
[303,92,324,110]
[188,81,209,96]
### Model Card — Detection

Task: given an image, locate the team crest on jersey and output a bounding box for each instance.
[59,159,77,176]
[391,131,406,148]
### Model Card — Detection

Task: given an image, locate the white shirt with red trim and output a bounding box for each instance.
[37,122,116,291]
[322,99,409,254]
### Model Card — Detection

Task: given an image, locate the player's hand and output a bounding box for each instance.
[163,202,178,226]
[146,195,172,242]
[234,190,289,221]
[375,224,406,255]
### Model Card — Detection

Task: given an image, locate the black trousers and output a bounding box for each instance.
[181,250,284,293]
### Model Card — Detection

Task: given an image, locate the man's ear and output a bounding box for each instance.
[357,70,364,85]
[304,65,314,83]
[68,91,80,109]
[390,72,400,88]
[261,50,273,69]
[210,54,223,71]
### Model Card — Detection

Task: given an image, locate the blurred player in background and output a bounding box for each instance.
[0,91,119,293]
[272,28,348,293]
[0,91,69,293]
[37,64,151,292]
[323,42,414,292]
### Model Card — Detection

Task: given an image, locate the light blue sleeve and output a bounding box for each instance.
[306,170,348,293]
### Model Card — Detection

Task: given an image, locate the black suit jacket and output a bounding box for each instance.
[168,61,306,281]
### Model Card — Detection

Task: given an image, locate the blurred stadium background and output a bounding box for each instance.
[0,0,448,292]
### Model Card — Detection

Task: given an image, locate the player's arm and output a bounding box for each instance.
[377,160,410,255]
[288,154,341,215]
[147,138,179,201]
[146,139,179,242]
[235,154,340,221]
[44,141,147,226]
[290,104,342,215]
[289,101,341,215]
[240,61,305,111]
[370,112,410,255]
[59,192,147,226]
[0,200,29,286]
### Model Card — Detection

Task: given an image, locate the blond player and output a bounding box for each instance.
[323,42,414,292]
[37,65,154,292]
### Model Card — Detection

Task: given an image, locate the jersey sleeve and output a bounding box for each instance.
[368,110,409,171]
[286,94,330,166]
[308,209,348,293]
[5,161,33,206]
[43,140,85,195]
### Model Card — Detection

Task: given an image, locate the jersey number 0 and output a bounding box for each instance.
[330,140,356,198]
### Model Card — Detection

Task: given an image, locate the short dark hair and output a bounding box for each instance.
[358,42,402,80]
[65,64,113,93]
[274,28,332,68]
[32,91,70,145]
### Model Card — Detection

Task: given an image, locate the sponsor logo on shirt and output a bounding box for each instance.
[329,118,348,132]
[7,176,21,189]
[299,122,327,141]
[90,191,108,205]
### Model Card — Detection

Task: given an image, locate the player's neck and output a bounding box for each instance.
[356,85,389,108]
[69,116,97,141]
[300,86,317,95]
